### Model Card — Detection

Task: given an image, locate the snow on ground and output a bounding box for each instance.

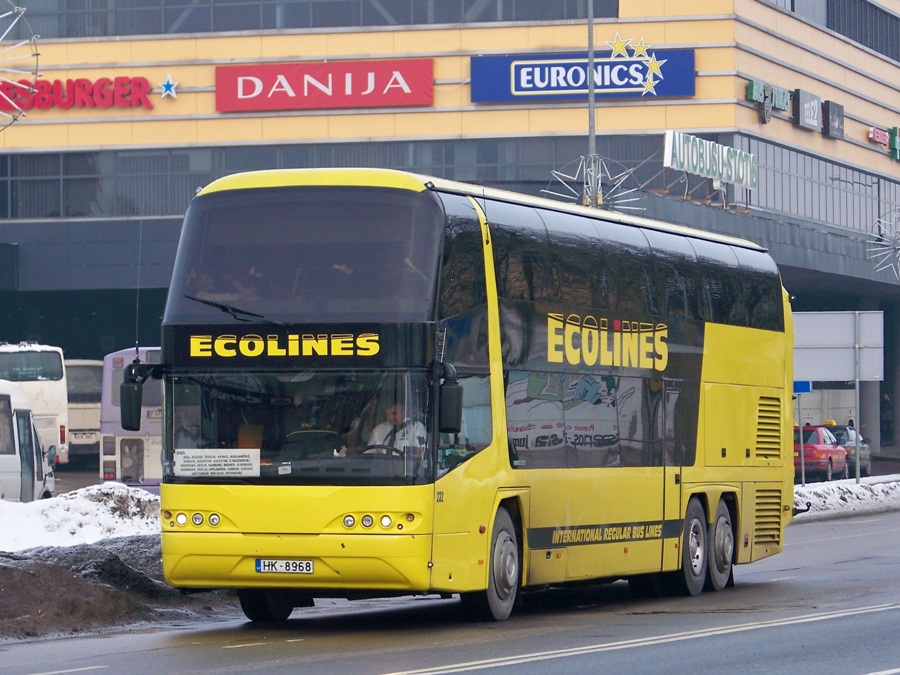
[1,476,900,553]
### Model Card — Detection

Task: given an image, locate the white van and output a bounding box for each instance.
[0,379,55,502]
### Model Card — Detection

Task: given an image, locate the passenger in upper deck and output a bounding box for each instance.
[187,266,259,302]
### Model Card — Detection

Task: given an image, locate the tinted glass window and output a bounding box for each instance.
[0,351,64,381]
[165,185,445,324]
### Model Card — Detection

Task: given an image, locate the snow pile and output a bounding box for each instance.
[1,476,899,553]
[793,475,900,521]
[0,483,160,552]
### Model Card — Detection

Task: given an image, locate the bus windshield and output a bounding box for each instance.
[167,370,431,486]
[164,185,444,324]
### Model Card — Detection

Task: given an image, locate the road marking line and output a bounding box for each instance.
[386,603,900,675]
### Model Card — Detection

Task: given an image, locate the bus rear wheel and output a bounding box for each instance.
[705,499,734,592]
[238,589,295,622]
[461,506,519,621]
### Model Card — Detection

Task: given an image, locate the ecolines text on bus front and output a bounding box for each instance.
[547,313,668,371]
[190,332,380,358]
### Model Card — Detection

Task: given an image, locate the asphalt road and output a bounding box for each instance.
[1,510,899,674]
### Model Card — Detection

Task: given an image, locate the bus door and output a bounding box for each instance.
[15,410,36,502]
[661,378,687,571]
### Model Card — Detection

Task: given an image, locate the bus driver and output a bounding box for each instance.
[366,398,426,458]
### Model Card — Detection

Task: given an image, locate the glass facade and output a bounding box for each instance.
[3,135,898,241]
[17,0,617,39]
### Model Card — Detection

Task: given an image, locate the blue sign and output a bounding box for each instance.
[794,381,813,394]
[471,47,695,103]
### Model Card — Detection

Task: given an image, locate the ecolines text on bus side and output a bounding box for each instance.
[190,332,380,359]
[547,313,668,371]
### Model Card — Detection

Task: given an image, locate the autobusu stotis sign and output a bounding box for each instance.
[663,131,758,189]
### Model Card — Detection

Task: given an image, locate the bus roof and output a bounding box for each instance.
[0,342,64,354]
[193,167,769,255]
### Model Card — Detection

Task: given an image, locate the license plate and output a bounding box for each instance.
[255,558,314,574]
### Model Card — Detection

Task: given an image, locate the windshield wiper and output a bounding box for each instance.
[184,294,283,325]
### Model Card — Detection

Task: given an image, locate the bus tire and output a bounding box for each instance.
[461,506,519,621]
[705,499,734,592]
[672,497,708,597]
[238,589,294,622]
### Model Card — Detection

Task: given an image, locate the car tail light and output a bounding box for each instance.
[59,424,66,444]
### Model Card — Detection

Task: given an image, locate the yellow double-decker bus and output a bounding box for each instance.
[123,167,794,622]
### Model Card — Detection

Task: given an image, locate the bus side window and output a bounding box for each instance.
[438,375,492,472]
[0,398,13,455]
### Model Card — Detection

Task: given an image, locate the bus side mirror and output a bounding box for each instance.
[439,363,463,434]
[121,379,143,431]
[121,361,147,432]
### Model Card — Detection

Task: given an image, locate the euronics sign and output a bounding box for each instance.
[470,36,695,103]
[663,131,758,189]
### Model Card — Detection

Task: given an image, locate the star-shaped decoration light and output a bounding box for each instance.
[867,209,900,279]
[607,32,631,59]
[644,53,667,80]
[160,74,179,100]
[630,38,649,59]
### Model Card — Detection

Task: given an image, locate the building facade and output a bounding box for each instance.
[1,0,899,447]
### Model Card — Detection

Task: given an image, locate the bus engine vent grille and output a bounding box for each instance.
[754,488,783,546]
[755,396,782,460]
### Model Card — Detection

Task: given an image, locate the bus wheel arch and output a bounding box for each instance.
[705,496,735,592]
[461,500,521,621]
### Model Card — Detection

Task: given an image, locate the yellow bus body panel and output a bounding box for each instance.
[161,483,435,591]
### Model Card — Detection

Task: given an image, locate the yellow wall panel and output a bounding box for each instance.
[595,104,668,132]
[69,121,136,146]
[394,29,461,55]
[324,32,398,57]
[197,117,264,144]
[194,36,263,60]
[328,113,396,139]
[389,111,463,138]
[1,122,69,150]
[259,34,331,59]
[694,74,738,99]
[697,47,736,72]
[664,19,734,44]
[667,103,735,130]
[461,109,532,136]
[664,0,734,16]
[260,115,330,141]
[135,119,200,145]
[130,40,198,63]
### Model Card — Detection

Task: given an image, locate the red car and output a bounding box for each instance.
[794,425,848,482]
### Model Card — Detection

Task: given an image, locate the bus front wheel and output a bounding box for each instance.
[461,506,519,621]
[238,589,294,622]
[665,497,708,597]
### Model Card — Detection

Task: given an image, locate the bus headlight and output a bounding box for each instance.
[209,513,221,527]
[361,514,374,528]
[380,515,392,528]
[343,515,356,528]
[191,513,204,526]
[175,512,188,526]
